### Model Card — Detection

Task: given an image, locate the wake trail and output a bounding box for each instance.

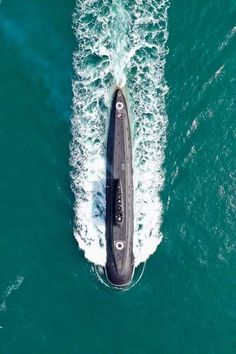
[71,0,169,266]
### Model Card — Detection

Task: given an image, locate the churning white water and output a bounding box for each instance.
[70,0,169,266]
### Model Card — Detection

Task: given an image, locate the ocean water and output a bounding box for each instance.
[0,0,236,353]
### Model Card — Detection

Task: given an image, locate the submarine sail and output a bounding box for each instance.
[105,89,134,287]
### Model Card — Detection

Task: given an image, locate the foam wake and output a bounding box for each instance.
[71,0,169,266]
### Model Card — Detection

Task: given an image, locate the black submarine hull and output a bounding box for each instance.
[105,89,134,287]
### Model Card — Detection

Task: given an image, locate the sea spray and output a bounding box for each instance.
[71,0,169,266]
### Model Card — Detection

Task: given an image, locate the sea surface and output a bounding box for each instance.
[0,0,236,353]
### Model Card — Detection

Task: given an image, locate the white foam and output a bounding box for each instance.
[71,0,169,266]
[0,276,24,312]
[219,25,236,51]
[202,64,224,92]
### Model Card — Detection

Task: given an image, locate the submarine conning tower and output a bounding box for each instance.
[105,89,134,288]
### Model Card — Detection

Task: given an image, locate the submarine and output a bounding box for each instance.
[105,89,134,288]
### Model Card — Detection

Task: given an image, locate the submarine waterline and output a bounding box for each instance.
[105,89,134,287]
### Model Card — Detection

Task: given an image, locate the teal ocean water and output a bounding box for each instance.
[0,0,236,353]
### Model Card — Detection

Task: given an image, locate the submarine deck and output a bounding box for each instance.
[105,89,134,287]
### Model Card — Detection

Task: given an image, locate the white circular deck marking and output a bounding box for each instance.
[115,241,124,251]
[116,102,123,110]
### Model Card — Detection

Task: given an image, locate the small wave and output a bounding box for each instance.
[0,276,24,312]
[71,0,169,267]
[202,65,224,92]
[219,25,236,51]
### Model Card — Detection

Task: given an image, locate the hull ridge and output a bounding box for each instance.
[105,89,134,287]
